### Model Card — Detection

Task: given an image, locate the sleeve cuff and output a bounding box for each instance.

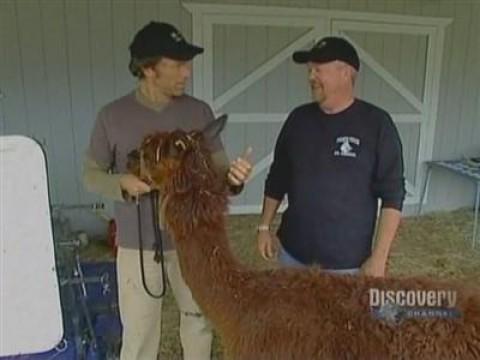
[228,182,244,196]
[264,189,285,201]
[381,198,404,211]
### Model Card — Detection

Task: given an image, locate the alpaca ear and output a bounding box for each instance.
[201,114,228,141]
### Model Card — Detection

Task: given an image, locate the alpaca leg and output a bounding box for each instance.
[117,247,164,360]
[167,251,213,360]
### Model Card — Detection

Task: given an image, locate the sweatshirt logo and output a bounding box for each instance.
[334,136,360,158]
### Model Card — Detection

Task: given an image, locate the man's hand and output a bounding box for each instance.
[227,147,253,186]
[360,255,387,277]
[361,208,401,277]
[256,229,279,261]
[119,174,151,198]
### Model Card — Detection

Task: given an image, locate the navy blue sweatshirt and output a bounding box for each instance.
[265,99,405,269]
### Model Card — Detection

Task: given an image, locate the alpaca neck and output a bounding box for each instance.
[165,189,247,328]
[176,223,241,287]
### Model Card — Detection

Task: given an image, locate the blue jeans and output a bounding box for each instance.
[278,246,360,275]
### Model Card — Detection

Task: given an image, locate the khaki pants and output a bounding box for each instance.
[117,247,212,360]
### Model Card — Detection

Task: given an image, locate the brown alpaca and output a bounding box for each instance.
[130,116,480,360]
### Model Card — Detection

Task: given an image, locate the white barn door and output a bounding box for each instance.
[185,4,450,214]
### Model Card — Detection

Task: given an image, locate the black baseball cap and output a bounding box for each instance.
[129,21,203,61]
[292,36,360,71]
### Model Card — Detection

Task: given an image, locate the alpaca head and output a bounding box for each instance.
[128,114,228,196]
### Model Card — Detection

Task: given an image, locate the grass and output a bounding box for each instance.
[79,208,480,359]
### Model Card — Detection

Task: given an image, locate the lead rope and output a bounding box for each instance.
[137,191,167,298]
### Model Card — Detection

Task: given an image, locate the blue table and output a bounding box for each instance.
[418,160,480,248]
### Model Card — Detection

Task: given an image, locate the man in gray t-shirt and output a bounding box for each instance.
[83,21,252,360]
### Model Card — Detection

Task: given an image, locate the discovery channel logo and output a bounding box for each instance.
[369,288,461,324]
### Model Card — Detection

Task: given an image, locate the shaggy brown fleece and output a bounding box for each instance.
[130,118,480,360]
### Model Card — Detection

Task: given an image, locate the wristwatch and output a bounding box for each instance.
[257,224,270,232]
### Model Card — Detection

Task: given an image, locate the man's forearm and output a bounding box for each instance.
[259,196,282,228]
[83,156,125,202]
[372,208,401,261]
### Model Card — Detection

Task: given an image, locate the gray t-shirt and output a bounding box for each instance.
[85,90,229,250]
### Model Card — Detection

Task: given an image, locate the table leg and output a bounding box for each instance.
[418,166,432,216]
[472,181,480,249]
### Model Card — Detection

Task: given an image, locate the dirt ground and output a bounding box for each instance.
[80,208,480,359]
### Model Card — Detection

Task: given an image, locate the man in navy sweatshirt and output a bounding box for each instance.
[256,37,405,277]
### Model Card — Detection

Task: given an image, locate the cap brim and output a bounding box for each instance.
[293,50,338,65]
[165,44,204,61]
[292,50,311,64]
